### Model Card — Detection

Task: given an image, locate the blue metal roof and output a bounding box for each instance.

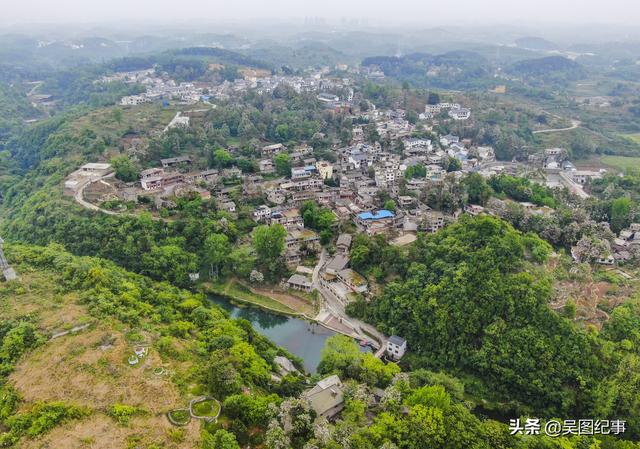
[358,210,395,220]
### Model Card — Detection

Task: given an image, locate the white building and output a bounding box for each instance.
[440,134,459,147]
[572,170,603,185]
[291,167,309,180]
[253,205,272,221]
[120,95,149,106]
[386,336,407,361]
[425,104,441,114]
[448,107,471,120]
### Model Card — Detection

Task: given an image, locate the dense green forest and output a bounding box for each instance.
[348,215,640,437]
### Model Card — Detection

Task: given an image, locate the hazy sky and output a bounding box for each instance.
[1,0,638,26]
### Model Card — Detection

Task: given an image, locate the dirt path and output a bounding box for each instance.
[533,117,581,134]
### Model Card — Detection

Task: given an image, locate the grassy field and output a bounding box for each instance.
[208,278,297,315]
[622,134,640,145]
[601,155,640,171]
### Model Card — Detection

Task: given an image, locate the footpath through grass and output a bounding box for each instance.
[207,278,297,315]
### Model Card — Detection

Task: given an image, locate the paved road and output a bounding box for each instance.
[312,249,388,357]
[558,171,590,199]
[533,114,580,134]
[73,173,164,221]
[74,176,120,215]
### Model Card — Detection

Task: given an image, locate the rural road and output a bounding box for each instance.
[312,249,388,357]
[533,111,581,134]
[74,175,120,215]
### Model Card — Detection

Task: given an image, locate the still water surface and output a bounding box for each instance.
[209,295,336,373]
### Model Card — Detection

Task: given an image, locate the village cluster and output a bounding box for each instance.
[107,67,355,110]
[68,65,633,315]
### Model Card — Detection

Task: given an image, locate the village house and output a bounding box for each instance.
[259,159,275,173]
[316,161,334,179]
[571,170,603,185]
[356,210,396,234]
[303,375,345,419]
[287,274,314,292]
[253,205,272,221]
[266,188,286,205]
[336,268,368,294]
[325,254,350,275]
[160,156,192,169]
[64,162,114,195]
[421,210,446,233]
[440,134,459,147]
[425,104,441,115]
[291,167,310,180]
[262,143,285,157]
[397,195,415,208]
[120,95,150,106]
[140,168,165,190]
[448,107,471,120]
[270,208,304,229]
[464,204,485,216]
[336,234,352,253]
[78,162,114,177]
[290,191,317,205]
[386,336,407,361]
[221,201,236,213]
[286,229,320,249]
[274,356,299,377]
[403,137,432,150]
[473,146,495,162]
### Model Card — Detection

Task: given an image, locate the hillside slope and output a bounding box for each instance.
[0,243,300,448]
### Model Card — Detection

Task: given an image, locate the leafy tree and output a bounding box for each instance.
[110,155,139,182]
[274,153,292,177]
[318,335,399,388]
[405,164,427,179]
[445,157,462,172]
[611,197,632,234]
[111,108,123,125]
[318,335,363,379]
[205,429,241,449]
[203,233,230,277]
[383,199,396,212]
[252,224,287,279]
[275,124,290,142]
[464,173,492,205]
[141,245,198,287]
[212,148,233,168]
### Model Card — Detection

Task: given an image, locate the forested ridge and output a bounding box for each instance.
[348,215,640,437]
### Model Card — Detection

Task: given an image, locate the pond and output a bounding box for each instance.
[208,294,336,373]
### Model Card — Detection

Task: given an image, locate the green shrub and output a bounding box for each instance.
[1,401,90,444]
[109,404,147,425]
